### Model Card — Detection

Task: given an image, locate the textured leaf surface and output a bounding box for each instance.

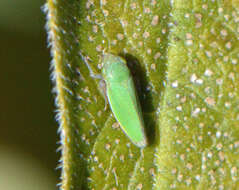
[46,0,239,189]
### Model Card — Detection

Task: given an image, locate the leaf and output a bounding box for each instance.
[45,0,239,189]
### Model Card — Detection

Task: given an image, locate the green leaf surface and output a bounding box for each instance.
[46,0,239,189]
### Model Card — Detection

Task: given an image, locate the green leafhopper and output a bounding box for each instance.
[102,53,147,148]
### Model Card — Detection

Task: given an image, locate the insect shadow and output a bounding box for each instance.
[120,53,157,146]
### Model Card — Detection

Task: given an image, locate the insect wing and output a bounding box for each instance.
[107,76,147,147]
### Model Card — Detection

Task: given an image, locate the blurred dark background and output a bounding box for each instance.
[0,0,59,189]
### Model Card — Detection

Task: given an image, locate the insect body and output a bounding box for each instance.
[102,53,147,148]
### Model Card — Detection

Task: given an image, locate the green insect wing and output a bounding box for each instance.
[102,53,147,148]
